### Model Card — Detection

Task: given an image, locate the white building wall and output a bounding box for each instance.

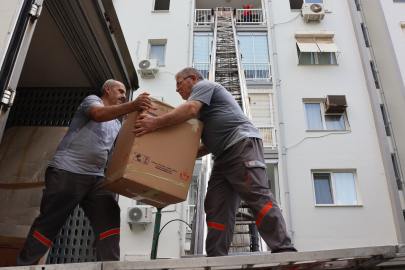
[268,0,398,251]
[113,0,193,260]
[112,0,402,258]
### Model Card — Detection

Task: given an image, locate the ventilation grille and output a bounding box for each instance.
[7,88,95,127]
[46,205,97,264]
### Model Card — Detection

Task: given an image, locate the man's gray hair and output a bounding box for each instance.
[175,67,204,81]
[101,79,120,96]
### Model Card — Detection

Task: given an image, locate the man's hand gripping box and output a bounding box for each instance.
[103,99,203,208]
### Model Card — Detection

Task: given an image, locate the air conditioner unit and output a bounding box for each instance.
[127,206,152,224]
[324,95,348,113]
[137,59,159,79]
[302,3,325,23]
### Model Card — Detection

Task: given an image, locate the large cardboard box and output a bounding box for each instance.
[103,100,203,207]
[0,236,25,267]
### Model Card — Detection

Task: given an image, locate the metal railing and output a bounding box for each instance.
[194,9,267,25]
[194,9,211,25]
[242,63,272,82]
[193,63,210,79]
[236,9,267,25]
[257,126,277,148]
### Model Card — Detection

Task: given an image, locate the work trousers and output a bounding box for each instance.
[17,167,120,266]
[204,138,297,256]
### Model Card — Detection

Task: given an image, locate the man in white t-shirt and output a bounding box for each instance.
[17,80,152,266]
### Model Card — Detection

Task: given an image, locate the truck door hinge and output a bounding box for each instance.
[2,88,16,111]
[29,3,42,22]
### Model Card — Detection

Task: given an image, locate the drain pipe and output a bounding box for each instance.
[268,0,294,244]
[187,0,192,66]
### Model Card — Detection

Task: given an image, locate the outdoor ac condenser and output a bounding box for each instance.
[127,206,152,224]
[302,3,325,23]
[137,59,159,79]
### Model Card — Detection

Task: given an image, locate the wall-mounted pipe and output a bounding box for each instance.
[268,0,294,245]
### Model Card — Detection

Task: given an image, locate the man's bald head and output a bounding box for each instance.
[101,79,121,97]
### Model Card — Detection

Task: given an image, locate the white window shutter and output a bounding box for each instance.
[323,0,332,12]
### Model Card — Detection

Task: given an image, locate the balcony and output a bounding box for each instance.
[193,63,210,79]
[243,63,272,82]
[194,9,267,26]
[257,126,277,148]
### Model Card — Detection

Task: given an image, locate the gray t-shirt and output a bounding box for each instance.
[188,80,260,157]
[49,95,121,176]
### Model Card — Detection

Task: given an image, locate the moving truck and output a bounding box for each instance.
[0,0,138,265]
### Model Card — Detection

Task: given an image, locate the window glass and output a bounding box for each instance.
[193,34,212,79]
[318,52,334,65]
[238,35,255,62]
[305,0,323,3]
[154,0,170,10]
[150,45,165,65]
[392,154,402,190]
[290,0,303,9]
[187,162,201,228]
[305,103,323,130]
[313,173,333,204]
[325,115,345,130]
[334,173,357,205]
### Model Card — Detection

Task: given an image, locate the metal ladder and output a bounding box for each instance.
[190,7,257,255]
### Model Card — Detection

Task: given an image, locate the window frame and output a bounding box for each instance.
[311,170,362,207]
[303,99,350,131]
[296,45,338,65]
[290,0,332,12]
[152,0,170,12]
[148,39,167,66]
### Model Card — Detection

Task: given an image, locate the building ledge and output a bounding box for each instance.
[247,81,273,88]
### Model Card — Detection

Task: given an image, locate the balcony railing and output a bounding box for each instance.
[193,63,210,79]
[194,9,266,25]
[243,63,272,82]
[194,9,211,25]
[257,126,277,148]
[236,9,267,25]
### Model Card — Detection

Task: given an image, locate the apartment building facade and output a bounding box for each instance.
[112,0,405,260]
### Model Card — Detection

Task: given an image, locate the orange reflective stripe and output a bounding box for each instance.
[100,228,120,240]
[207,222,225,230]
[33,230,52,247]
[256,201,273,227]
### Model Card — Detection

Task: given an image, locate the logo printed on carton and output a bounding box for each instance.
[123,153,129,161]
[133,153,150,165]
[180,172,190,181]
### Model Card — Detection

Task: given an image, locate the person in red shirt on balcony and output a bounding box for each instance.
[243,4,253,22]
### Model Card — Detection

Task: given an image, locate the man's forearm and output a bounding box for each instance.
[92,102,137,122]
[154,102,200,129]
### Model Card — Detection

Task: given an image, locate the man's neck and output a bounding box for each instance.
[100,96,110,106]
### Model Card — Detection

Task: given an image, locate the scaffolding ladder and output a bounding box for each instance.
[190,7,256,255]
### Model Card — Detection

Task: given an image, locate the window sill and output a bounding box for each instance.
[151,10,169,13]
[306,130,350,132]
[297,64,339,66]
[315,204,363,207]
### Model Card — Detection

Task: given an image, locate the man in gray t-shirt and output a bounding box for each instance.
[134,68,297,256]
[17,80,152,266]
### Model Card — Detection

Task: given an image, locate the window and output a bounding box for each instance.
[354,0,361,11]
[238,34,271,81]
[296,38,339,65]
[193,34,212,79]
[148,40,167,66]
[393,0,405,2]
[304,102,348,131]
[361,24,370,47]
[380,105,391,136]
[187,161,201,230]
[370,61,379,88]
[313,172,359,205]
[391,154,403,190]
[290,0,332,12]
[153,0,170,11]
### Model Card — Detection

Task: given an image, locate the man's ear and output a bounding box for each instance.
[191,74,198,81]
[105,86,111,95]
